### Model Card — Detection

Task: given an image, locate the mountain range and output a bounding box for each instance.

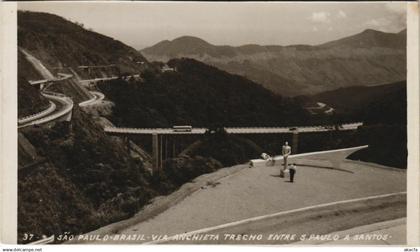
[142,29,406,96]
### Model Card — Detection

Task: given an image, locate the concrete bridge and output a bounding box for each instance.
[78,64,117,69]
[104,122,363,174]
[79,74,141,87]
[28,73,73,90]
[77,65,118,78]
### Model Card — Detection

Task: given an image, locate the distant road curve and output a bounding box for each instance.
[79,91,106,107]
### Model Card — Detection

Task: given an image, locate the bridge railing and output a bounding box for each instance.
[103,122,363,135]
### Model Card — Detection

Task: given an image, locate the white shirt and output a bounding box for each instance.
[282,145,291,156]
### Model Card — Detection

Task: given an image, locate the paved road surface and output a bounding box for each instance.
[18,91,73,128]
[79,91,106,107]
[86,148,405,244]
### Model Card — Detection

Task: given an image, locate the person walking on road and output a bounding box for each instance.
[281,141,291,177]
[289,163,296,183]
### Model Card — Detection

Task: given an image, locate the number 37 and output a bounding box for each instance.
[22,233,34,241]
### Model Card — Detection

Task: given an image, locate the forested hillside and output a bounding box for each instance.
[303,80,407,168]
[346,82,407,168]
[99,58,310,128]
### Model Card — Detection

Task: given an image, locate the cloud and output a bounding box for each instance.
[385,3,406,14]
[363,3,406,32]
[365,19,382,27]
[309,11,331,23]
[337,10,347,19]
[365,16,406,32]
[309,10,346,25]
[384,3,407,32]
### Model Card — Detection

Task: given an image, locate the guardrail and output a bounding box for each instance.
[79,76,119,83]
[18,101,56,124]
[79,74,140,84]
[248,145,369,168]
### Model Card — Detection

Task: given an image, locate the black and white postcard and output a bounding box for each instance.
[1,1,419,249]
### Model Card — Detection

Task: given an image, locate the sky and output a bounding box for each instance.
[18,2,407,50]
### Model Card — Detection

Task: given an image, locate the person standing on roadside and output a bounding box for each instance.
[281,141,291,177]
[289,163,296,182]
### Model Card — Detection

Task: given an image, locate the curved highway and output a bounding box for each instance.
[19,75,75,129]
[19,48,75,128]
[18,90,74,129]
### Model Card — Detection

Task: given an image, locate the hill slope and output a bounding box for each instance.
[142,29,406,96]
[306,81,407,168]
[309,81,406,117]
[18,11,149,80]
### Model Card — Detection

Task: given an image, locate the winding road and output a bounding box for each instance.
[18,90,74,129]
[78,90,106,107]
[18,49,107,128]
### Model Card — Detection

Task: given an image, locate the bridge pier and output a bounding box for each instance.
[172,137,176,158]
[159,134,163,171]
[123,136,131,152]
[150,134,181,175]
[163,136,169,160]
[64,110,73,122]
[152,133,160,175]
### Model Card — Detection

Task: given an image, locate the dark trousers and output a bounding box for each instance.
[289,169,295,182]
